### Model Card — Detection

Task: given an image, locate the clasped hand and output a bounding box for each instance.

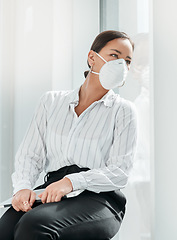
[12,177,73,212]
[38,177,73,203]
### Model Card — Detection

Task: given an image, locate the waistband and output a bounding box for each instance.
[44,164,90,183]
[35,164,126,213]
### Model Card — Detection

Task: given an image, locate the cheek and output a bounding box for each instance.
[95,62,105,72]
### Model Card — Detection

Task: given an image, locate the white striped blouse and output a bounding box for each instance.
[12,85,138,194]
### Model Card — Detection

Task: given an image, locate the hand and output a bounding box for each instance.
[12,189,36,212]
[38,177,73,204]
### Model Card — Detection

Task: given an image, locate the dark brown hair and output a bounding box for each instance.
[84,30,134,78]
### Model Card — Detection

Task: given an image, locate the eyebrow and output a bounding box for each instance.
[110,49,132,60]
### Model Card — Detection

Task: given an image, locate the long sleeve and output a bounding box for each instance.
[11,94,48,194]
[65,101,138,193]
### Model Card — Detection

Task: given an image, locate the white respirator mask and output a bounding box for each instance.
[90,52,128,90]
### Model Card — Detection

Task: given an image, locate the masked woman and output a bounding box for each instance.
[0,30,138,240]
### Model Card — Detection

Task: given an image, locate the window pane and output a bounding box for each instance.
[99,1,151,239]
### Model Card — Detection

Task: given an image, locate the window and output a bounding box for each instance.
[99,1,151,239]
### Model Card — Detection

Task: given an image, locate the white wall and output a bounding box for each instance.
[153,0,177,239]
[52,0,73,90]
[0,0,15,200]
[72,0,100,89]
[14,0,53,152]
[13,0,99,156]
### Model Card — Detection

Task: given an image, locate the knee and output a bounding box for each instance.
[14,211,36,240]
[14,210,59,240]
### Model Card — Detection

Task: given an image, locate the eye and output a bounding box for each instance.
[126,60,131,65]
[110,54,118,58]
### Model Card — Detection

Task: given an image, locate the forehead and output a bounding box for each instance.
[101,38,133,57]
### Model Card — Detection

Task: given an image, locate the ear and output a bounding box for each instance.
[87,50,95,68]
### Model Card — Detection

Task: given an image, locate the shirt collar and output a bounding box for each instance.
[69,85,118,108]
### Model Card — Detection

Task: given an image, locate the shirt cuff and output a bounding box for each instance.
[64,172,88,191]
[13,184,32,195]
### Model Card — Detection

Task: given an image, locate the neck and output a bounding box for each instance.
[79,71,109,104]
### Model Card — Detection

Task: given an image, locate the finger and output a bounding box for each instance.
[21,200,31,212]
[29,191,36,207]
[12,190,32,212]
[51,194,57,202]
[21,194,31,212]
[14,201,28,212]
[23,206,32,212]
[46,193,52,203]
[38,193,43,203]
[11,197,17,207]
[13,195,20,205]
[12,203,20,212]
[12,196,24,212]
[41,191,48,203]
[55,194,62,202]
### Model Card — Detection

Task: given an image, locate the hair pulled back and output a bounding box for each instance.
[84,30,134,78]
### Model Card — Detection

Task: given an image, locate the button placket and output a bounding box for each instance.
[64,102,98,161]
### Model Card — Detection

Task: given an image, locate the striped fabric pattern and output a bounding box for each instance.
[12,85,138,194]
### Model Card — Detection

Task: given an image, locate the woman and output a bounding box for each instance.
[0,30,137,240]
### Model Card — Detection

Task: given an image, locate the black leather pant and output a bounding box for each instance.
[0,165,126,240]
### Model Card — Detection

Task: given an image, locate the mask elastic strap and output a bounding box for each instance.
[95,52,107,63]
[89,65,99,75]
[90,70,99,75]
[90,52,107,75]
